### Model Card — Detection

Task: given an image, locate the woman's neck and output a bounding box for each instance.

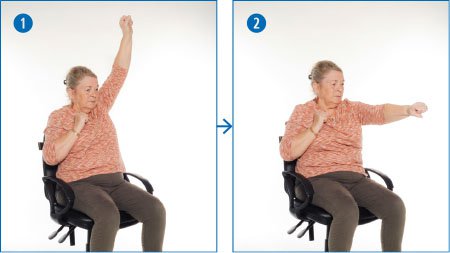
[316,97,338,113]
[71,103,91,114]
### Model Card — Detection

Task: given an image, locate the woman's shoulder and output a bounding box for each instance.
[45,105,76,131]
[340,99,363,109]
[340,99,377,115]
[343,99,373,105]
[289,100,315,119]
[341,99,355,105]
[295,100,316,110]
[48,105,73,121]
[341,99,374,109]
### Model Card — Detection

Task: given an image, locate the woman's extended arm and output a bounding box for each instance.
[383,102,428,124]
[114,15,133,69]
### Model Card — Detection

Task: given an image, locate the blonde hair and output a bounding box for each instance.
[308,60,342,83]
[64,66,97,89]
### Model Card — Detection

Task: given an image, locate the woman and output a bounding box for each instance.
[43,16,166,252]
[279,60,427,251]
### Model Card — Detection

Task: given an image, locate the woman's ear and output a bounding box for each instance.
[312,81,319,96]
[66,87,75,102]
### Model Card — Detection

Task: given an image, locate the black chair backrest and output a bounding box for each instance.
[279,136,300,211]
[39,140,60,204]
[284,160,297,172]
[43,161,58,178]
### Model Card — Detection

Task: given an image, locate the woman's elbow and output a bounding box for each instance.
[281,154,296,162]
[42,146,60,166]
[43,157,59,166]
[43,154,59,166]
[280,144,295,161]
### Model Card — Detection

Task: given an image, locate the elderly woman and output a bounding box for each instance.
[42,16,165,251]
[280,60,427,251]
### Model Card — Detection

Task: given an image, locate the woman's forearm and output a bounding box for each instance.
[114,34,132,69]
[52,130,79,164]
[383,104,410,124]
[281,128,316,161]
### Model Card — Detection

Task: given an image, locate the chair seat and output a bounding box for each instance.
[293,200,378,225]
[54,206,139,230]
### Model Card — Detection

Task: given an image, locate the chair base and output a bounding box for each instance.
[288,220,330,252]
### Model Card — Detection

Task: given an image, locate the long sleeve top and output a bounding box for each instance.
[43,65,128,182]
[280,99,385,178]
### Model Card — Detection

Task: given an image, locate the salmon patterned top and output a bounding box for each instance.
[280,99,385,178]
[43,65,128,182]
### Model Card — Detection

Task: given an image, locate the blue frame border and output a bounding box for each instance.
[215,0,218,251]
[232,0,235,252]
[0,0,218,252]
[234,0,449,2]
[231,0,450,252]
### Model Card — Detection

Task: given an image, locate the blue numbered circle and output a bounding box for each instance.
[14,13,33,33]
[247,13,266,33]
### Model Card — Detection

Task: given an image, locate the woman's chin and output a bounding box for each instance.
[81,104,97,113]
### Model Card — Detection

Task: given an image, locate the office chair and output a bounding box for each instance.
[38,140,154,252]
[279,136,394,251]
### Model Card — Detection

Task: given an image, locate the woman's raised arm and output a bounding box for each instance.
[114,15,133,69]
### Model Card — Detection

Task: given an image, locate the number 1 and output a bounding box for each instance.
[20,17,25,29]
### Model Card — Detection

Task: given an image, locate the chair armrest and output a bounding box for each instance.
[282,171,314,210]
[123,172,154,194]
[365,168,394,191]
[42,176,75,219]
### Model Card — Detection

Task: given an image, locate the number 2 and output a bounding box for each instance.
[253,17,260,30]
[247,13,266,33]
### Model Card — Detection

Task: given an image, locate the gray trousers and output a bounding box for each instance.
[295,171,405,252]
[58,172,166,252]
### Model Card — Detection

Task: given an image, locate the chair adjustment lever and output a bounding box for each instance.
[287,220,304,234]
[58,225,76,243]
[297,222,315,238]
[49,225,65,240]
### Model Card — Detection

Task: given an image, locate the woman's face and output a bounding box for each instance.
[313,70,344,108]
[68,76,99,113]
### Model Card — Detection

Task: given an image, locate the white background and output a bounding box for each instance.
[234,1,448,251]
[1,1,449,253]
[1,2,216,251]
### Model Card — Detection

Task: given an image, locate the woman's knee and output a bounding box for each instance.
[331,197,359,223]
[135,195,166,223]
[386,195,406,219]
[92,205,121,229]
[149,197,166,221]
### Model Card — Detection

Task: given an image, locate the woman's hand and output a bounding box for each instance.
[73,112,88,134]
[311,110,327,134]
[407,102,428,118]
[120,15,133,36]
